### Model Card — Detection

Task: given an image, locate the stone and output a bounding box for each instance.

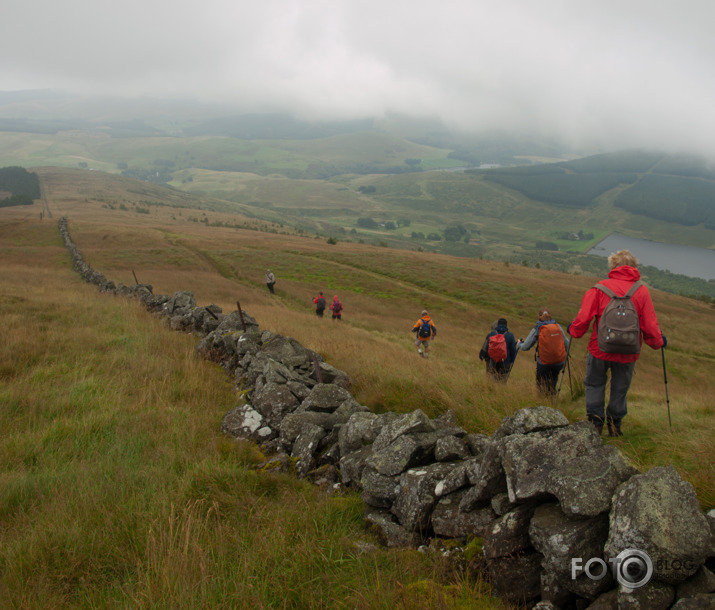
[292,423,327,478]
[365,510,419,548]
[360,467,400,507]
[279,411,332,449]
[490,492,517,516]
[605,465,711,585]
[339,445,375,487]
[670,594,715,609]
[338,412,383,456]
[676,566,715,600]
[486,553,542,605]
[492,405,570,440]
[617,580,675,609]
[546,444,639,518]
[501,421,603,503]
[459,438,508,512]
[464,433,491,459]
[298,383,354,414]
[431,490,497,539]
[220,404,264,441]
[434,458,478,497]
[434,435,470,462]
[529,502,612,599]
[365,432,443,477]
[482,503,535,559]
[371,409,436,452]
[251,381,300,423]
[391,463,455,534]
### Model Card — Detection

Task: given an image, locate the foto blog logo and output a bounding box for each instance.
[571,549,654,589]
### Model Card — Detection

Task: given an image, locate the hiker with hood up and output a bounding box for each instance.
[412,310,437,358]
[329,295,343,321]
[568,249,666,437]
[517,307,570,395]
[479,318,517,381]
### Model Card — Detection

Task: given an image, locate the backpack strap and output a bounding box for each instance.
[593,280,642,299]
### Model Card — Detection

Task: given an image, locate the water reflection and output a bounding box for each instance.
[588,233,715,281]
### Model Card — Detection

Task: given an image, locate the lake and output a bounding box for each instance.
[587,233,715,281]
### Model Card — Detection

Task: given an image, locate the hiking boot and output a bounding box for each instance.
[418,349,423,357]
[607,417,623,437]
[588,415,604,435]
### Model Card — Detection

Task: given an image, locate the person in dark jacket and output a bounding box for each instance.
[569,250,666,436]
[313,291,326,317]
[479,318,517,381]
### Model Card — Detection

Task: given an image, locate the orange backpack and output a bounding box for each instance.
[537,323,567,365]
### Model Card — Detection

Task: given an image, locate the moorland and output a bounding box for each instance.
[0,163,713,607]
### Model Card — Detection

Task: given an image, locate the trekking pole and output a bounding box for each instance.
[504,340,521,384]
[661,347,672,429]
[555,333,573,406]
[566,353,574,399]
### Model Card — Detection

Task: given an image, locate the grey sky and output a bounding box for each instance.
[3,0,715,155]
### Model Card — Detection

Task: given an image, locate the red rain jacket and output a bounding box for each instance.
[569,265,664,363]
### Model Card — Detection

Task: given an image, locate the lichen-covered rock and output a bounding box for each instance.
[431,490,496,539]
[529,502,612,599]
[486,553,542,605]
[617,580,675,609]
[459,438,508,511]
[365,432,444,477]
[501,421,602,503]
[490,492,518,516]
[338,412,384,456]
[391,463,455,534]
[360,467,400,508]
[605,465,711,585]
[220,404,272,442]
[670,594,715,609]
[492,405,570,440]
[676,566,715,600]
[261,334,322,369]
[371,409,436,452]
[292,423,326,478]
[364,510,419,548]
[434,435,469,462]
[251,381,300,424]
[464,433,491,459]
[546,444,639,518]
[298,383,354,413]
[434,458,479,497]
[482,503,535,559]
[278,411,333,449]
[339,445,374,487]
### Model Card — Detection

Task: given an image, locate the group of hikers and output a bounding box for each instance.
[413,250,667,438]
[267,250,667,437]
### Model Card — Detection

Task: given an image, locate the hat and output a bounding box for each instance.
[497,318,508,326]
[421,310,428,316]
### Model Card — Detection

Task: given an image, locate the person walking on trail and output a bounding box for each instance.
[313,291,326,318]
[411,310,437,358]
[517,308,570,395]
[265,269,276,294]
[479,318,517,381]
[568,249,666,437]
[329,295,343,321]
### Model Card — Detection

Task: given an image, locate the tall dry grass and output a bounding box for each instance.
[0,221,506,607]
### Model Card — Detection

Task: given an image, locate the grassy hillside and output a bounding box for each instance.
[1,171,713,606]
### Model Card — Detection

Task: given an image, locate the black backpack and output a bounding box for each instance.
[594,281,642,354]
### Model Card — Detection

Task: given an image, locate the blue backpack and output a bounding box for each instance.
[418,319,432,338]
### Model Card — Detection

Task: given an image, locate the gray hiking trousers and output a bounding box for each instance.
[584,353,636,422]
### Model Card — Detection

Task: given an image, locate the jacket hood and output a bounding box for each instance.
[607,265,641,282]
[495,323,508,333]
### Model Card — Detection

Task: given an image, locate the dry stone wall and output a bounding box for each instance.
[58,217,715,609]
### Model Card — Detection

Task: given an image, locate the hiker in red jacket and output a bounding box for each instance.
[330,295,343,321]
[569,250,666,436]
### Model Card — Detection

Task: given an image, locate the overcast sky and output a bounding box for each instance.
[3,0,715,155]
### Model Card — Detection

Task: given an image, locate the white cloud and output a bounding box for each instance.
[3,0,715,154]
